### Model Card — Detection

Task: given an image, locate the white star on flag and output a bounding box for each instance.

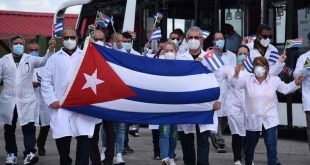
[82,69,104,94]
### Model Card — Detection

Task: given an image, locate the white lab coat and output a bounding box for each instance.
[0,52,52,126]
[217,65,251,136]
[246,42,284,76]
[33,68,50,126]
[293,50,310,111]
[128,48,142,56]
[41,48,100,139]
[232,75,300,131]
[176,49,218,133]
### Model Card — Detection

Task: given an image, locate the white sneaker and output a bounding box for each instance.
[169,159,176,165]
[114,153,125,165]
[24,152,39,165]
[5,153,17,165]
[234,160,242,165]
[100,147,106,161]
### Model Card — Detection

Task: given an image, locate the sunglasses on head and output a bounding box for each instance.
[63,36,76,40]
[188,36,200,40]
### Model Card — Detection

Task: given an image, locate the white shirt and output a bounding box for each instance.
[246,42,284,76]
[233,75,300,131]
[176,49,218,133]
[293,50,310,111]
[41,48,100,139]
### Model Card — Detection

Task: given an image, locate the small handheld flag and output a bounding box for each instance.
[242,55,254,73]
[95,11,111,29]
[53,18,64,37]
[285,38,303,49]
[203,50,225,71]
[282,65,293,77]
[242,35,256,44]
[268,51,280,65]
[110,15,116,33]
[304,57,310,71]
[202,30,210,39]
[150,28,162,41]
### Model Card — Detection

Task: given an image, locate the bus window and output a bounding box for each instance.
[298,8,310,48]
[224,8,243,36]
[275,6,286,44]
[167,18,193,38]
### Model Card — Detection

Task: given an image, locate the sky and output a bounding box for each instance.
[0,0,82,14]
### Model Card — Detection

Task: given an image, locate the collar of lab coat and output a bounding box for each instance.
[252,75,271,85]
[59,47,82,56]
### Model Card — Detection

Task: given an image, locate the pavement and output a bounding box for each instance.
[0,127,309,165]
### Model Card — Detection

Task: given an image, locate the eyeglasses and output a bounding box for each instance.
[29,49,38,51]
[259,34,272,39]
[188,36,200,40]
[171,37,179,40]
[63,36,76,40]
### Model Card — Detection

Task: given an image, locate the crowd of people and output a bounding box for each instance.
[0,23,309,165]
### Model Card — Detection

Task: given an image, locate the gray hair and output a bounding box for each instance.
[9,35,25,46]
[186,26,203,38]
[163,41,177,51]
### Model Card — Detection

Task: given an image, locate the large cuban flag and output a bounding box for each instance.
[60,41,220,124]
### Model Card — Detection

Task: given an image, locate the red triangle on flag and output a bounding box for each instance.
[204,50,214,58]
[62,44,137,107]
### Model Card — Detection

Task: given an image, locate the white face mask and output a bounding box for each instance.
[260,38,270,47]
[254,66,266,77]
[63,39,77,50]
[187,39,200,50]
[171,39,179,46]
[164,52,176,60]
[95,41,104,46]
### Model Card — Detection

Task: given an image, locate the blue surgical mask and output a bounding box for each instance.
[30,51,40,57]
[215,39,225,49]
[237,54,246,64]
[122,42,132,51]
[13,44,24,56]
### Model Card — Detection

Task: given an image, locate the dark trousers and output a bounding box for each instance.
[232,134,244,162]
[55,136,91,165]
[179,125,210,165]
[124,124,129,146]
[91,121,115,165]
[37,125,50,149]
[152,129,160,156]
[4,108,36,157]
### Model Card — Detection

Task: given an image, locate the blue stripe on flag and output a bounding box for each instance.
[95,44,212,76]
[127,86,220,104]
[243,55,253,73]
[65,106,215,124]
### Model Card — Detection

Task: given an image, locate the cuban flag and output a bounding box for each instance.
[150,29,162,41]
[268,51,280,65]
[242,55,254,73]
[203,50,224,71]
[285,38,303,49]
[202,30,210,39]
[95,11,111,29]
[53,18,64,37]
[60,41,220,124]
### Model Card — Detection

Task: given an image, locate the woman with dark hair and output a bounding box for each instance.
[216,45,251,165]
[233,56,304,165]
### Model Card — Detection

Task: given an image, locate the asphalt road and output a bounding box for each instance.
[0,127,309,165]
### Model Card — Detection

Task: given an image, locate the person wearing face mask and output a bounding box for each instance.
[216,45,252,165]
[233,56,304,165]
[293,32,310,152]
[174,28,188,55]
[157,41,178,165]
[177,26,221,165]
[111,32,127,53]
[169,31,180,48]
[27,41,52,157]
[89,29,116,165]
[40,28,101,165]
[246,24,285,76]
[206,32,236,153]
[0,35,55,165]
[121,32,141,56]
